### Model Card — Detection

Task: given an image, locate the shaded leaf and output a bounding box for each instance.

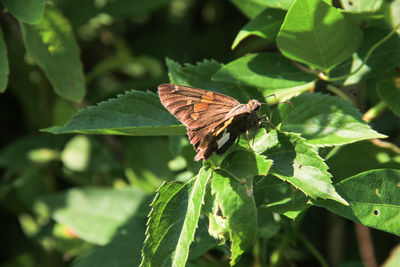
[74,217,146,267]
[277,0,362,71]
[167,58,264,103]
[42,90,185,135]
[212,53,315,99]
[20,6,85,102]
[326,140,400,182]
[1,0,45,24]
[377,75,400,117]
[330,28,400,85]
[232,8,286,49]
[254,175,309,220]
[314,169,400,236]
[39,187,148,245]
[0,27,9,92]
[279,93,386,146]
[231,0,294,19]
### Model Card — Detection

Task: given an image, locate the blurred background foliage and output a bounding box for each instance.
[0,0,399,266]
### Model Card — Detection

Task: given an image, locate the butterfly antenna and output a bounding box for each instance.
[258,94,277,105]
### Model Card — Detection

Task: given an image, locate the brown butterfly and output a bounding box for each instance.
[158,84,266,161]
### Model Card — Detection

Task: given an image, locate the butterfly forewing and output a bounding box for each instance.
[158,84,261,161]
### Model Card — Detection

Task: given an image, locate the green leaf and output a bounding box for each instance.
[254,176,309,220]
[279,93,386,146]
[231,0,294,18]
[340,0,383,12]
[1,0,45,24]
[0,27,9,92]
[258,130,348,205]
[208,169,257,265]
[74,217,146,267]
[277,0,362,71]
[230,0,269,19]
[39,187,148,245]
[232,8,286,49]
[166,58,264,103]
[256,208,281,239]
[330,28,400,85]
[141,166,212,267]
[20,6,85,102]
[221,150,272,179]
[326,140,400,182]
[212,53,315,99]
[377,76,400,117]
[42,90,185,135]
[314,169,400,236]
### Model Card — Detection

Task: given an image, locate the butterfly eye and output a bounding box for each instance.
[250,100,261,111]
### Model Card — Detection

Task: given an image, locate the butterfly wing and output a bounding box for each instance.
[158,84,240,129]
[159,84,246,160]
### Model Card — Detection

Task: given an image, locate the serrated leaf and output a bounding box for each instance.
[330,28,400,85]
[209,169,257,265]
[314,169,400,236]
[377,75,400,117]
[277,0,362,71]
[0,27,9,92]
[212,53,315,99]
[1,0,45,24]
[166,58,264,103]
[141,166,212,267]
[232,8,286,49]
[39,187,148,245]
[278,93,386,146]
[257,130,348,205]
[20,6,85,102]
[221,150,272,179]
[42,90,185,135]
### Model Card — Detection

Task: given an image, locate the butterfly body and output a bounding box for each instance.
[158,84,262,161]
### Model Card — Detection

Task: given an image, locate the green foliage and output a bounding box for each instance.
[43,90,185,135]
[314,169,400,236]
[0,27,8,92]
[20,6,85,102]
[1,0,400,266]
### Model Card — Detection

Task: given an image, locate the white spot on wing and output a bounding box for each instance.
[217,131,230,149]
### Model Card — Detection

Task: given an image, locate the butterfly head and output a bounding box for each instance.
[248,99,262,111]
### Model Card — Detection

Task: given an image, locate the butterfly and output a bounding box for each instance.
[158,84,266,161]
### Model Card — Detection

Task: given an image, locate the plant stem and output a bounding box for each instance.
[323,22,400,82]
[326,84,353,104]
[363,101,387,123]
[298,232,329,267]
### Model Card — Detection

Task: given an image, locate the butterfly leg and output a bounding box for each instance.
[246,130,256,153]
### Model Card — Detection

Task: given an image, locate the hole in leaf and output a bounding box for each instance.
[373,209,379,216]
